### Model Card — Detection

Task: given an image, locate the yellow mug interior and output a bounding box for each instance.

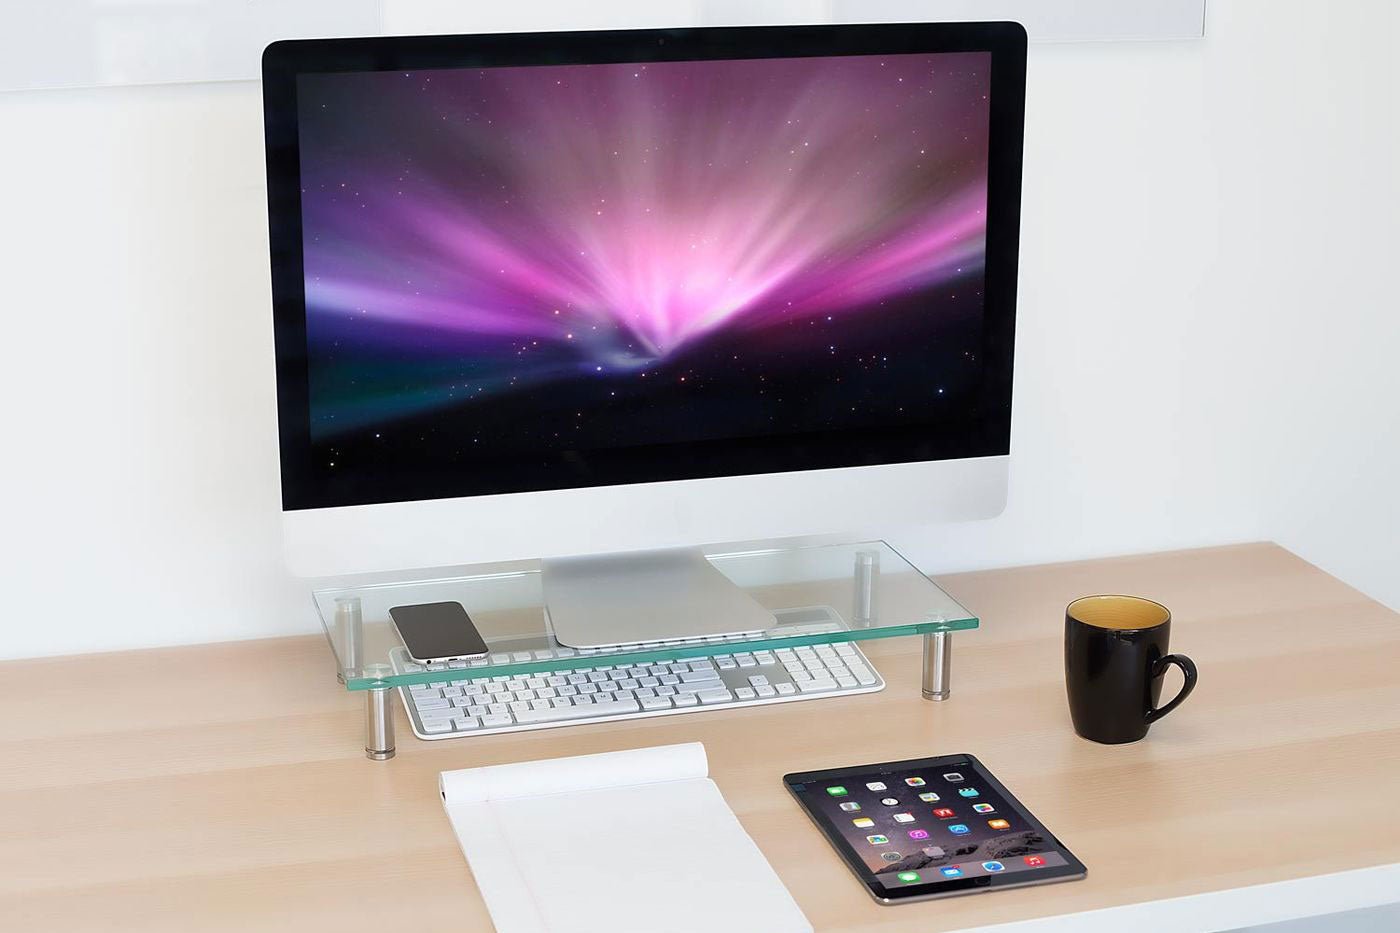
[1067,595,1170,632]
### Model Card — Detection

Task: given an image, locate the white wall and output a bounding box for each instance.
[1,0,1396,660]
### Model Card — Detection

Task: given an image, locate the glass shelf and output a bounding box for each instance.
[313,540,977,692]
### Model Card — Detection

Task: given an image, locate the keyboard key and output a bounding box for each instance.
[674,680,724,694]
[639,695,672,711]
[452,717,479,731]
[735,687,756,700]
[480,713,513,728]
[416,696,450,710]
[514,697,640,724]
[799,678,837,693]
[717,658,739,670]
[756,684,778,698]
[673,693,700,707]
[697,687,734,705]
[422,720,452,734]
[748,675,770,687]
[776,683,797,696]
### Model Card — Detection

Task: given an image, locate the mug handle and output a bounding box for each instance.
[1145,654,1198,724]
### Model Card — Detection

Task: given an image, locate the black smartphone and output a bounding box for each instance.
[785,754,1086,904]
[388,602,490,664]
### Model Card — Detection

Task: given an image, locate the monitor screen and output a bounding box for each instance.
[265,26,1024,510]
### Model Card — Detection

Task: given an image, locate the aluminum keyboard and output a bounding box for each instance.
[391,607,884,740]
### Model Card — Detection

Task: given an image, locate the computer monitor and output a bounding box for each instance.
[262,22,1026,644]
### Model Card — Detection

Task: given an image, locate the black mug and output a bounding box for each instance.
[1064,595,1198,744]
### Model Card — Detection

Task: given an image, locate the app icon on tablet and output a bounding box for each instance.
[982,861,1005,873]
[826,786,848,797]
[866,782,887,791]
[852,817,874,828]
[942,772,964,782]
[948,824,970,835]
[908,829,929,840]
[897,871,921,883]
[1024,855,1046,867]
[972,803,995,814]
[932,807,955,818]
[918,792,940,803]
[905,777,926,786]
[892,812,915,823]
[988,819,1011,830]
[839,802,862,811]
[866,834,889,845]
[881,797,900,806]
[881,851,903,863]
[922,846,946,858]
[941,866,964,877]
[958,787,980,798]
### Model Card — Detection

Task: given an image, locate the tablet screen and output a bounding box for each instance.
[785,754,1085,902]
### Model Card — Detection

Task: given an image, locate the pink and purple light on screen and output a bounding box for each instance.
[297,52,992,437]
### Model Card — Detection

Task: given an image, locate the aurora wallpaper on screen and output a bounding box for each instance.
[295,51,992,471]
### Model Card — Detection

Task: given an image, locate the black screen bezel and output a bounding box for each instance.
[784,753,1086,902]
[262,22,1027,511]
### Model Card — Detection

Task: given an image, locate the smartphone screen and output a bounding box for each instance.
[388,602,489,663]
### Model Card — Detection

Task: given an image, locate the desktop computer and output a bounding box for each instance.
[262,22,1026,739]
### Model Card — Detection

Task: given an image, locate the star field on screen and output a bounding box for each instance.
[296,52,991,456]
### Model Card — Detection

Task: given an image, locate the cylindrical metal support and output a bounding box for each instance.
[365,686,395,760]
[853,550,878,628]
[922,632,951,701]
[335,596,363,683]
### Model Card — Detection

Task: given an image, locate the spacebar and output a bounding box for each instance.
[514,698,641,724]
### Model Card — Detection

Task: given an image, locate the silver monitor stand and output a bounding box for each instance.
[542,547,776,648]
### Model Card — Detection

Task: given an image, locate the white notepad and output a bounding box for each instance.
[439,743,812,933]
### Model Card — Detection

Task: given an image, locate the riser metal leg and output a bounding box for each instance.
[362,663,396,761]
[366,686,395,760]
[922,632,951,701]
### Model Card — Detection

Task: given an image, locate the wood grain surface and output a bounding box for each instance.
[3,543,1398,932]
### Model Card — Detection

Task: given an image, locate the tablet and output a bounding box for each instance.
[785,754,1086,904]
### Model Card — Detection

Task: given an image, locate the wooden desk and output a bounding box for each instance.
[4,543,1399,932]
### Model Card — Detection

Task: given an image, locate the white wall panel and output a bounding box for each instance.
[1,0,1397,660]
